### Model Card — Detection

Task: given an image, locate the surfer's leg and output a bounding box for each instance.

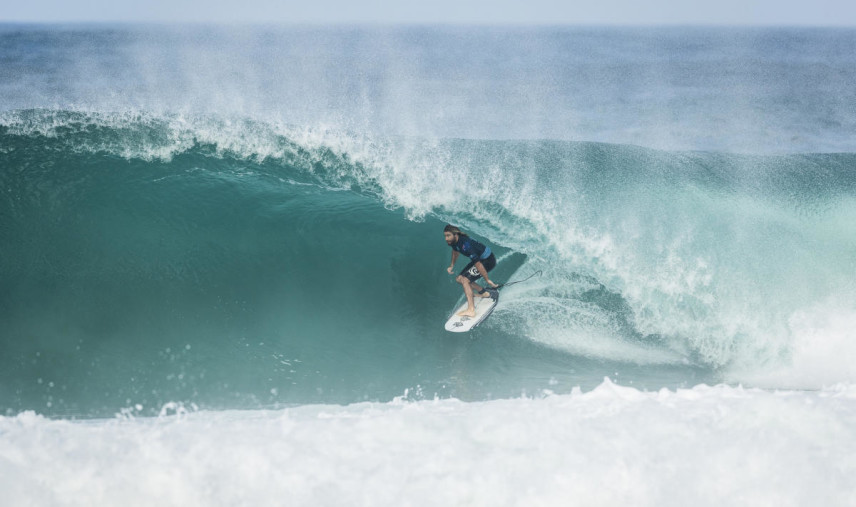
[455,275,477,317]
[469,281,490,298]
[458,260,489,299]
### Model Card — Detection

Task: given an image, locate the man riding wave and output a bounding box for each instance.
[443,224,498,317]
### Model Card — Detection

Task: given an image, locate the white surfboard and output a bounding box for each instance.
[444,291,499,333]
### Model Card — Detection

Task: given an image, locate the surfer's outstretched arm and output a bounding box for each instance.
[447,250,459,274]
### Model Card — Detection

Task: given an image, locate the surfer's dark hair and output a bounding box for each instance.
[443,224,467,236]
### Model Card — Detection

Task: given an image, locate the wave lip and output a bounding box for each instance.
[3,27,856,153]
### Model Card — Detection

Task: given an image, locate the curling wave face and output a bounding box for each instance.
[2,110,855,417]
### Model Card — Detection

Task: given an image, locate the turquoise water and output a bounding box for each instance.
[3,110,855,417]
[2,27,856,418]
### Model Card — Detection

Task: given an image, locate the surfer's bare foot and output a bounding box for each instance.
[457,308,476,318]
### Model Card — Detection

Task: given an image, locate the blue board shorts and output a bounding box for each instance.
[459,253,497,282]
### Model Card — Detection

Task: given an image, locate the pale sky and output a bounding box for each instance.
[2,0,856,25]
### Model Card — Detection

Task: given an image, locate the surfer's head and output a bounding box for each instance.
[444,224,466,245]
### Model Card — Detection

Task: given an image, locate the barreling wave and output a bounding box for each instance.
[2,109,855,417]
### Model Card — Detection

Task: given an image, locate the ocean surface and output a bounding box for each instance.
[1,25,856,505]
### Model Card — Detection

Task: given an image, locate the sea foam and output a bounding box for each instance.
[2,379,855,506]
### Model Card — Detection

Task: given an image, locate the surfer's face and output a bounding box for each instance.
[444,231,457,245]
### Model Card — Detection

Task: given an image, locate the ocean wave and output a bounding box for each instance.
[2,109,855,416]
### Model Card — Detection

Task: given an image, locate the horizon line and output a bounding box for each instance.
[2,20,856,28]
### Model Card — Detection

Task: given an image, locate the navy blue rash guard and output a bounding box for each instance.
[451,235,492,262]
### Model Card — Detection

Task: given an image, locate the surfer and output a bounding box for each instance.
[444,224,499,318]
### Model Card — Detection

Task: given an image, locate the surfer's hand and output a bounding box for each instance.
[487,280,498,288]
[447,266,454,274]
